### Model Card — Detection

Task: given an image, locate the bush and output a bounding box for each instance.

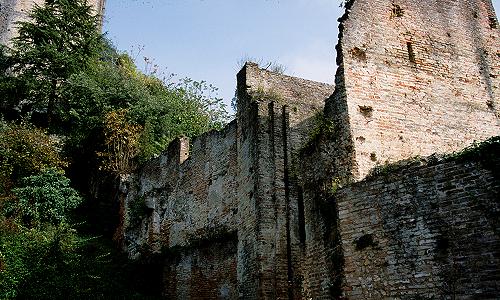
[0,122,67,194]
[64,51,230,165]
[0,222,79,299]
[0,220,162,299]
[11,168,82,225]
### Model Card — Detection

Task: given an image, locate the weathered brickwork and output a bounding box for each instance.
[0,0,105,45]
[119,63,333,298]
[163,237,238,299]
[328,0,500,180]
[336,147,500,299]
[118,1,500,298]
[238,63,334,299]
[120,123,239,257]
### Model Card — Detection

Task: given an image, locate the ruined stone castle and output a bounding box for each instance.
[116,0,500,298]
[0,0,105,45]
[4,0,499,298]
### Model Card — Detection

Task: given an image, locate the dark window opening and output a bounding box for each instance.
[489,17,498,29]
[407,42,416,63]
[297,187,306,246]
[392,4,404,17]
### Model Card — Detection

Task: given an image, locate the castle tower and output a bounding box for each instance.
[0,0,105,46]
[326,0,500,180]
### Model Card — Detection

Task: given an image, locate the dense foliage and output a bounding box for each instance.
[0,0,229,298]
[62,50,229,165]
[1,0,229,172]
[0,221,162,299]
[12,168,83,225]
[0,122,67,194]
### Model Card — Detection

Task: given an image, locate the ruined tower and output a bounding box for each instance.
[326,0,500,180]
[0,0,105,45]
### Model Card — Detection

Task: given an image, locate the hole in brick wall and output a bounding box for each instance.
[436,236,450,254]
[356,136,366,143]
[392,3,404,17]
[354,234,378,251]
[370,152,377,162]
[358,105,373,118]
[490,17,498,29]
[487,100,494,109]
[473,12,478,18]
[407,42,416,63]
[349,47,367,61]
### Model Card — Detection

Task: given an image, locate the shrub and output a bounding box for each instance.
[11,168,82,225]
[0,122,67,195]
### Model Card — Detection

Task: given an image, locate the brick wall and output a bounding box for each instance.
[238,63,334,299]
[327,0,500,180]
[119,122,241,297]
[120,63,333,298]
[335,142,500,299]
[120,122,239,256]
[118,2,500,297]
[163,236,238,299]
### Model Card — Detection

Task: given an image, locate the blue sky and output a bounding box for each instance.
[103,0,341,111]
[103,0,500,112]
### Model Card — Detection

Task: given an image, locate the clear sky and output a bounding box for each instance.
[103,0,500,112]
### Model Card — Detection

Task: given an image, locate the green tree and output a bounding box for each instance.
[63,49,230,165]
[9,0,103,126]
[11,168,82,225]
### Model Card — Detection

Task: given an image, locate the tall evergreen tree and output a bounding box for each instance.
[10,0,103,126]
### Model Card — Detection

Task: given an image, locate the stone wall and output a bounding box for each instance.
[0,0,105,45]
[237,63,334,299]
[119,63,333,298]
[163,235,239,299]
[118,1,500,298]
[119,122,240,298]
[327,0,500,180]
[119,123,239,256]
[335,140,500,299]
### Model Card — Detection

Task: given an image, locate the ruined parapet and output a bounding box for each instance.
[0,0,105,46]
[237,62,333,123]
[327,0,500,180]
